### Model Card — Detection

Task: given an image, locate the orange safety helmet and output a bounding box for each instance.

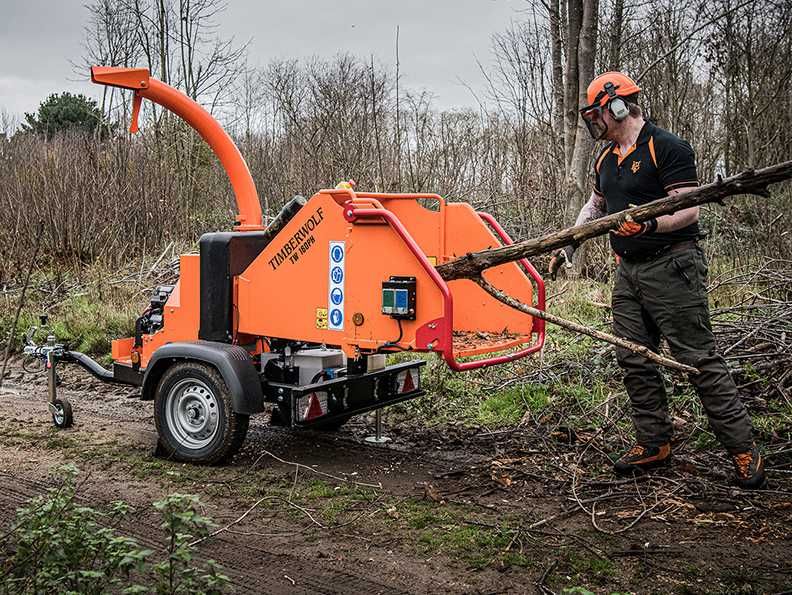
[580,71,641,139]
[585,71,641,108]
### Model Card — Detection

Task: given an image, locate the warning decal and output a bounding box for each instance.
[396,369,419,394]
[297,392,328,422]
[328,241,345,331]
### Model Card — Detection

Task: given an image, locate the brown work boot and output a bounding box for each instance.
[732,444,767,489]
[613,443,671,475]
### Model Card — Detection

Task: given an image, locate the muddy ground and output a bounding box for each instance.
[0,360,790,594]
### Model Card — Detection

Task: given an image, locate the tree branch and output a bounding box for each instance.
[437,160,792,282]
[473,275,698,375]
[635,0,755,84]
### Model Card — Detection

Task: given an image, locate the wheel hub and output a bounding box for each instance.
[165,378,219,449]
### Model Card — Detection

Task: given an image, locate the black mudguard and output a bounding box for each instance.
[141,341,265,415]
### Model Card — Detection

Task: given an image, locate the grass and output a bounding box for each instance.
[0,266,144,361]
[3,257,789,468]
[393,499,530,569]
[0,419,540,571]
[477,384,550,425]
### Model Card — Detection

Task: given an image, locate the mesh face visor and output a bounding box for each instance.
[580,103,608,140]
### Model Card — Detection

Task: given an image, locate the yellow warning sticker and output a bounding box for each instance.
[315,307,328,329]
[427,255,437,266]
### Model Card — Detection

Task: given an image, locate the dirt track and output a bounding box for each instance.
[1,361,791,594]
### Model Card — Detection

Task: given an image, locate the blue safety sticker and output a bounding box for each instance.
[331,245,344,263]
[328,241,345,330]
[330,287,343,305]
[331,266,344,284]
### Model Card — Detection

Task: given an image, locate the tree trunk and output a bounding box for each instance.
[608,0,625,70]
[566,0,599,225]
[548,0,565,148]
[564,0,583,173]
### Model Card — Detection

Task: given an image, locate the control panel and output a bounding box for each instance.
[381,276,416,320]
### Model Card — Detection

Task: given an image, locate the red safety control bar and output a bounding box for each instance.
[344,203,546,371]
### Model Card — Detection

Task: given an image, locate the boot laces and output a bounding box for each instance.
[733,452,753,478]
[627,445,646,458]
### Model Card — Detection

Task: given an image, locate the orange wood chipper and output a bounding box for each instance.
[22,66,546,463]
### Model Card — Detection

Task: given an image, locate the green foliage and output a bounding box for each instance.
[22,93,107,139]
[1,467,230,595]
[0,464,150,594]
[50,294,138,357]
[152,494,229,594]
[0,275,140,360]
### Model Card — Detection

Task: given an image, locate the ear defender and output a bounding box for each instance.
[604,81,630,121]
[609,97,629,120]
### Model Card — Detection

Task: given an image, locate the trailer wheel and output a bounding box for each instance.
[154,362,248,464]
[51,398,73,429]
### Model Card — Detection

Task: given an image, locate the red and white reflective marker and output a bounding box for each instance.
[396,369,418,394]
[300,392,327,422]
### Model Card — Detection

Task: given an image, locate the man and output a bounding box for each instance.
[549,71,766,489]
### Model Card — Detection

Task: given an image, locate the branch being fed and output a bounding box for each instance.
[436,160,792,282]
[473,275,699,375]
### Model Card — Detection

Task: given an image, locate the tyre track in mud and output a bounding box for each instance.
[4,370,494,476]
[0,472,413,595]
[1,374,460,594]
[0,368,522,594]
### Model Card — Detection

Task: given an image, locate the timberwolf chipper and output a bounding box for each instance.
[22,66,546,463]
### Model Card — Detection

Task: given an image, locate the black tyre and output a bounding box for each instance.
[51,398,73,429]
[154,362,249,464]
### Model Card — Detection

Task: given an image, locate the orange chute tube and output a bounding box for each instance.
[90,66,264,231]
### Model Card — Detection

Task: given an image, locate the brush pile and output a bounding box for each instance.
[709,261,792,408]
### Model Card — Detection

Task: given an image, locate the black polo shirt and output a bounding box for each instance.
[594,120,700,259]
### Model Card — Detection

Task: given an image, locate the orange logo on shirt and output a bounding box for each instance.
[631,160,641,173]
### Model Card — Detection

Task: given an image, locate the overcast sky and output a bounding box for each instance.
[0,0,526,123]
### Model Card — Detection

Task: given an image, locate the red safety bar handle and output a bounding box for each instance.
[344,203,544,371]
[477,212,546,336]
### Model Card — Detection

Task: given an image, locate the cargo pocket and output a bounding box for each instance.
[669,252,706,302]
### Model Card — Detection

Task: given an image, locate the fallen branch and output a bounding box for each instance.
[189,494,325,547]
[190,495,275,546]
[474,276,698,375]
[250,449,383,489]
[437,161,792,282]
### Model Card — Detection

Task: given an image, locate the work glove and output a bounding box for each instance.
[548,245,575,280]
[612,215,658,237]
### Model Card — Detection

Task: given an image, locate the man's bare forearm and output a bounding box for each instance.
[655,205,699,233]
[575,192,608,227]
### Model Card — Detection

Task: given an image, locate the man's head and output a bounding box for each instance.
[580,71,642,140]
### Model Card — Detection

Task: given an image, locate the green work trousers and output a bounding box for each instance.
[611,245,754,454]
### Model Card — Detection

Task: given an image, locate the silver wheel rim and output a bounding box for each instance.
[53,404,64,425]
[165,378,220,449]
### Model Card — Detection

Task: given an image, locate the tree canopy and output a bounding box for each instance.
[22,92,106,139]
